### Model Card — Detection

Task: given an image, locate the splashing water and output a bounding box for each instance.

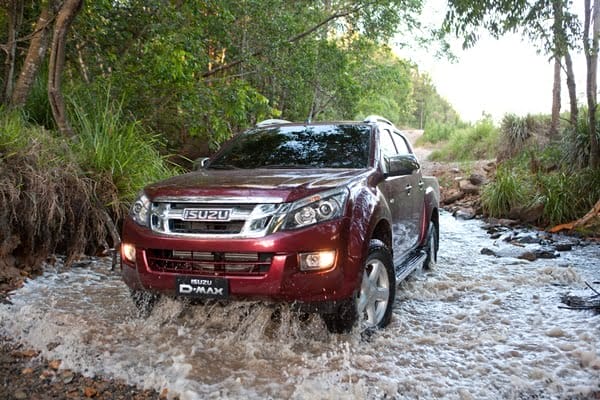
[1,212,599,399]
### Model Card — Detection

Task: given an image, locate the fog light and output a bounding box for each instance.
[299,250,336,271]
[122,243,136,263]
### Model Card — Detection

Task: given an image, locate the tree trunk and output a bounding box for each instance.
[48,0,83,137]
[10,1,53,108]
[550,56,561,137]
[2,0,24,105]
[590,0,600,168]
[564,50,578,127]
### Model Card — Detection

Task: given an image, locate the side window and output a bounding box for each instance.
[379,129,397,173]
[391,130,410,155]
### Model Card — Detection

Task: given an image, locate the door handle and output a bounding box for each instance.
[405,184,412,193]
[418,180,424,190]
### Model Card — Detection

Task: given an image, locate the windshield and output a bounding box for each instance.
[208,124,371,169]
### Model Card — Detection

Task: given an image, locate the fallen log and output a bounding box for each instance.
[549,199,600,233]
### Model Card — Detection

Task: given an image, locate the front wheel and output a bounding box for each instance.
[322,240,396,333]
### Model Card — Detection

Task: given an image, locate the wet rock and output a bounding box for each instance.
[481,248,497,256]
[533,247,560,259]
[454,208,476,220]
[518,252,537,261]
[554,242,573,252]
[469,173,487,186]
[511,232,541,245]
[459,180,480,195]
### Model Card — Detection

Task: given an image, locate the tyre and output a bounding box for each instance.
[130,289,159,317]
[322,239,396,333]
[424,221,438,270]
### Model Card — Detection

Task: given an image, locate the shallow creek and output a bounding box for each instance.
[1,212,599,399]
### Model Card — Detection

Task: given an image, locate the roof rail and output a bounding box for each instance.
[256,118,292,127]
[363,115,393,126]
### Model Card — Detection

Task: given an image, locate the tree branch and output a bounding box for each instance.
[201,7,363,79]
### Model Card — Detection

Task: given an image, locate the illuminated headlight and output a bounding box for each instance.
[299,250,336,271]
[121,243,136,263]
[130,192,151,227]
[282,189,349,230]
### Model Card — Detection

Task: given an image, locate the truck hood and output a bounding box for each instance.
[145,168,372,203]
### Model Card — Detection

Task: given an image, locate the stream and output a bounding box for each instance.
[1,212,599,399]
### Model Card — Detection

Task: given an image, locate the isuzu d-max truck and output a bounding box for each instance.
[121,116,440,332]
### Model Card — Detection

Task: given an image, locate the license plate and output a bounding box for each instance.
[175,276,229,299]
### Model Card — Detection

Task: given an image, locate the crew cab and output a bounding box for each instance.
[120,116,440,332]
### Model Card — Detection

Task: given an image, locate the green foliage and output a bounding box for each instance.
[419,121,456,144]
[68,87,179,204]
[482,146,600,226]
[69,0,435,152]
[428,118,499,161]
[561,107,600,169]
[481,163,531,218]
[0,108,32,151]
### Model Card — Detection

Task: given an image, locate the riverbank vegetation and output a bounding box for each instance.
[421,111,600,234]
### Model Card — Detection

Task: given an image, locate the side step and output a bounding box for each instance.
[395,250,427,282]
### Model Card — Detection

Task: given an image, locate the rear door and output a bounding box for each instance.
[378,128,417,262]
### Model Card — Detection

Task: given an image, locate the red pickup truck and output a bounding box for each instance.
[120,116,440,332]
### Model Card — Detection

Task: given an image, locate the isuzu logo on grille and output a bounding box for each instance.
[182,208,232,221]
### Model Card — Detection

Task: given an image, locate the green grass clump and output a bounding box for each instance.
[481,163,532,217]
[69,87,178,205]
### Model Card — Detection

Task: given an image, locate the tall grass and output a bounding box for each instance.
[561,107,600,169]
[481,162,531,218]
[68,87,178,205]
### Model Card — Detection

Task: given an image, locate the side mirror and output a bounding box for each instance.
[193,157,210,171]
[386,154,420,176]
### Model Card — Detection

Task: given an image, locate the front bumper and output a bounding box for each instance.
[120,217,361,305]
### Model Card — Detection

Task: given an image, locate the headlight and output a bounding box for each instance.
[281,189,349,230]
[130,192,151,227]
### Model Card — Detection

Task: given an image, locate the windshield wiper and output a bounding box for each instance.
[260,164,314,169]
[207,164,242,170]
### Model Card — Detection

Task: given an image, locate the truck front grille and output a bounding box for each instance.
[146,249,273,276]
[149,200,285,238]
